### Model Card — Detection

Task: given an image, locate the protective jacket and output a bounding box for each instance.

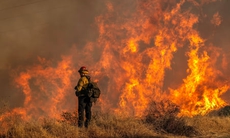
[75,76,89,97]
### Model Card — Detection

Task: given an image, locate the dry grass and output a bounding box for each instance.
[185,116,230,137]
[0,101,230,138]
[1,111,160,138]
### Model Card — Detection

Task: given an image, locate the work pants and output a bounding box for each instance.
[78,96,92,128]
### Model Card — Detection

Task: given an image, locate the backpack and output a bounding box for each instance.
[85,76,101,99]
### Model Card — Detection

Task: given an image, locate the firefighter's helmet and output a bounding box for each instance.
[78,66,88,74]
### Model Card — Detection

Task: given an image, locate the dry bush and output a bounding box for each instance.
[217,106,230,116]
[209,106,230,117]
[144,100,198,137]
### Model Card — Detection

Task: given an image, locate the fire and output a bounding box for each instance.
[0,0,229,122]
[170,33,228,116]
[3,56,76,121]
[95,0,229,116]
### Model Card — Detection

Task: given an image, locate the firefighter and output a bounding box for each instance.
[74,66,92,128]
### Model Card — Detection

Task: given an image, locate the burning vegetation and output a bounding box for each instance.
[0,0,230,137]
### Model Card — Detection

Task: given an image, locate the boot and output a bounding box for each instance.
[84,120,90,128]
[78,120,84,128]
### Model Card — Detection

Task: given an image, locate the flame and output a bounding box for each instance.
[1,55,76,121]
[170,33,228,116]
[1,0,229,122]
[95,0,229,116]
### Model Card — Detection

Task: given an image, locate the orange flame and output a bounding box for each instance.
[5,55,76,120]
[95,0,229,116]
[170,33,228,116]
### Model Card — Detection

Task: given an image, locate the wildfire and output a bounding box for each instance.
[170,33,228,116]
[0,0,229,123]
[95,0,229,116]
[4,56,76,121]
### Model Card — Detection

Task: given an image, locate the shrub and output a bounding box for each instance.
[145,100,198,137]
[209,106,230,117]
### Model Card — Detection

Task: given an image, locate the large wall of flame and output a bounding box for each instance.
[0,0,230,119]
